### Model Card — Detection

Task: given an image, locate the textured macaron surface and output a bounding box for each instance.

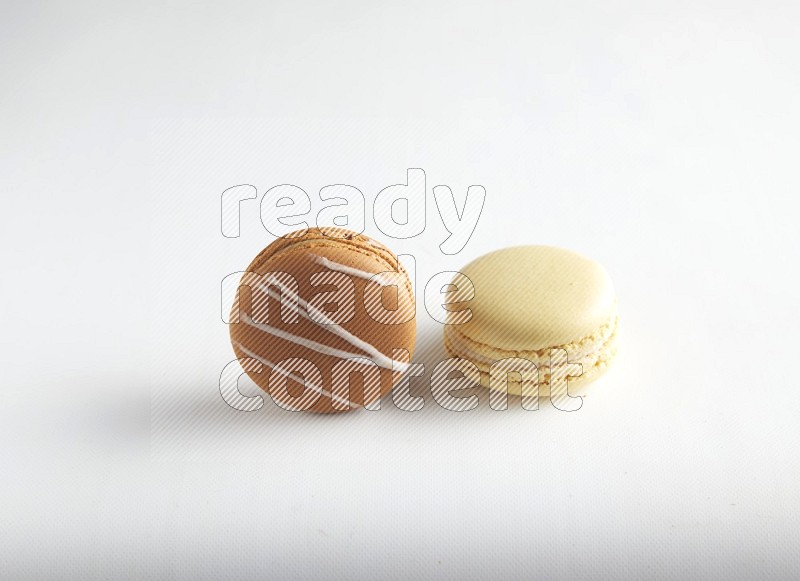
[455,246,616,351]
[229,228,416,413]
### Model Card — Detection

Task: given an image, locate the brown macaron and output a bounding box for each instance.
[229,227,416,413]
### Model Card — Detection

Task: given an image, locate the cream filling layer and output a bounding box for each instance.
[444,310,618,379]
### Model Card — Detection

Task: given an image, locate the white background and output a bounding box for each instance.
[2,1,800,579]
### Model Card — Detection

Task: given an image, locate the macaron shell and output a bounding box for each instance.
[456,246,616,351]
[247,226,406,278]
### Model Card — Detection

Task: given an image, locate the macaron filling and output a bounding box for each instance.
[444,307,618,386]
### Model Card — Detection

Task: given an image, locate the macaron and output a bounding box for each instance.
[229,227,416,413]
[444,246,618,398]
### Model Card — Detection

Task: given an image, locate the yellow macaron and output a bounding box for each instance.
[444,246,618,396]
